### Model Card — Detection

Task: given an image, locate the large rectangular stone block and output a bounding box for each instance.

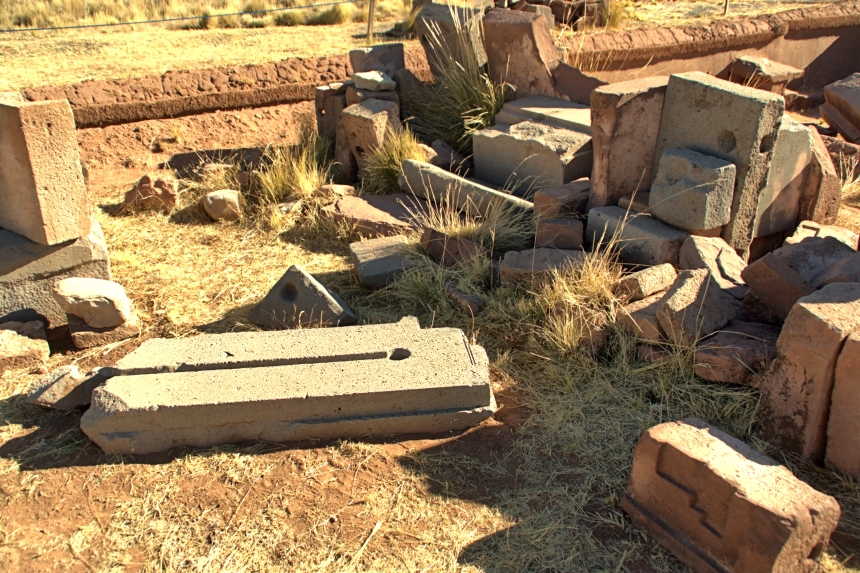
[824,73,860,133]
[586,206,689,266]
[494,95,591,134]
[622,418,841,573]
[82,318,496,454]
[826,332,860,477]
[760,283,860,461]
[588,76,669,210]
[796,128,842,226]
[0,224,111,328]
[0,100,91,246]
[653,72,784,257]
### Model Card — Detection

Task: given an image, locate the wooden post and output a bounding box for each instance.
[367,0,376,44]
[724,0,729,16]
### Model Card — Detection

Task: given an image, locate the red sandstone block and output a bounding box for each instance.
[825,332,860,477]
[741,253,815,320]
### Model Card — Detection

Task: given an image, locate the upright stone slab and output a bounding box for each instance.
[250,265,357,329]
[823,73,860,133]
[415,4,487,76]
[653,72,784,256]
[81,318,496,454]
[350,235,416,289]
[588,76,669,210]
[472,121,592,193]
[0,224,111,327]
[826,332,860,477]
[340,99,401,171]
[494,95,591,133]
[315,85,347,141]
[349,44,405,77]
[621,418,841,573]
[586,206,689,266]
[0,100,90,246]
[760,283,860,461]
[796,128,842,226]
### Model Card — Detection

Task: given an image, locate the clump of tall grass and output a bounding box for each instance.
[840,155,860,200]
[305,3,354,25]
[599,0,629,29]
[361,127,427,194]
[407,8,507,155]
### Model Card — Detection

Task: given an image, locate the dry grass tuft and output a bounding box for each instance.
[361,126,427,194]
[840,155,860,202]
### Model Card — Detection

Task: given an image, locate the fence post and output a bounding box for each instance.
[724,0,729,16]
[367,0,377,44]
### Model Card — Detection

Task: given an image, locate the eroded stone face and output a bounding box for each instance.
[586,206,689,267]
[656,269,739,345]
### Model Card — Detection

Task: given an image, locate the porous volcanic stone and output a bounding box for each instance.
[727,55,804,94]
[340,99,401,171]
[824,73,860,134]
[786,220,859,249]
[772,236,855,283]
[352,71,396,92]
[350,235,416,289]
[656,269,739,344]
[813,250,860,287]
[495,95,591,133]
[617,192,650,214]
[679,236,748,300]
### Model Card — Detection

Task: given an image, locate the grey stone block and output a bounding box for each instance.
[649,148,736,233]
[786,220,859,250]
[26,365,109,411]
[498,248,585,283]
[250,265,357,329]
[726,56,805,94]
[472,121,592,193]
[0,224,111,327]
[656,269,740,344]
[616,263,676,301]
[586,206,689,266]
[772,236,855,283]
[349,43,405,77]
[653,72,784,256]
[824,73,860,132]
[341,99,401,171]
[350,235,417,289]
[494,95,590,134]
[82,318,496,454]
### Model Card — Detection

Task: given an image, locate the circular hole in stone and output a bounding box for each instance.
[759,134,775,153]
[717,130,737,153]
[281,283,299,302]
[389,348,411,361]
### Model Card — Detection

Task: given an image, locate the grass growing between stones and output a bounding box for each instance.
[361,127,427,194]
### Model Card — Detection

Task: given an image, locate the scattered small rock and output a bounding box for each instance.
[124,174,177,213]
[202,189,241,221]
[0,325,49,372]
[69,314,142,349]
[445,284,486,315]
[52,277,133,329]
[26,365,110,410]
[616,264,676,301]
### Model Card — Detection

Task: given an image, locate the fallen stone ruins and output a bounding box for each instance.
[3,1,860,570]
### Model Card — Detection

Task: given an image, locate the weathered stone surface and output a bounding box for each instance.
[649,148,736,233]
[786,220,859,250]
[124,174,177,213]
[445,284,485,315]
[772,236,855,283]
[0,225,111,327]
[618,292,666,343]
[534,218,583,250]
[498,248,585,283]
[52,277,131,329]
[352,71,396,92]
[0,327,49,372]
[824,73,860,136]
[820,103,860,143]
[250,265,357,329]
[0,100,90,246]
[81,318,496,454]
[533,178,589,219]
[653,72,784,256]
[521,2,553,29]
[483,9,559,100]
[399,160,533,214]
[656,269,739,344]
[0,320,46,340]
[679,236,748,299]
[345,86,400,107]
[0,91,24,103]
[743,289,782,326]
[26,365,109,411]
[754,117,813,237]
[202,190,240,221]
[428,139,468,172]
[321,194,424,238]
[727,55,805,94]
[420,229,487,267]
[695,320,781,387]
[551,62,608,106]
[69,314,141,349]
[341,99,401,171]
[796,128,843,225]
[741,253,815,320]
[617,192,650,214]
[315,184,355,201]
[415,4,487,76]
[760,283,860,461]
[588,76,669,210]
[315,86,346,141]
[621,418,841,573]
[586,206,689,266]
[617,264,676,301]
[638,343,670,363]
[826,331,860,477]
[350,235,416,289]
[349,43,405,77]
[494,95,590,133]
[472,121,592,193]
[813,250,860,287]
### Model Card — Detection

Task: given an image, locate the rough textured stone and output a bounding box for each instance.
[124,174,177,213]
[521,2,553,29]
[69,314,141,349]
[399,160,532,214]
[416,4,487,76]
[796,128,843,226]
[588,76,669,210]
[813,250,860,287]
[202,189,240,222]
[649,148,736,233]
[81,318,496,454]
[26,365,109,411]
[498,248,585,283]
[772,236,855,283]
[695,320,781,387]
[617,264,676,301]
[550,62,608,106]
[350,235,416,289]
[250,265,357,329]
[341,99,401,171]
[321,194,424,238]
[656,269,739,344]
[315,184,354,201]
[760,283,860,461]
[785,220,859,250]
[445,284,485,315]
[679,236,748,299]
[617,192,650,213]
[824,73,860,136]
[472,121,592,193]
[586,206,689,267]
[653,72,784,256]
[349,43,405,77]
[0,100,90,246]
[618,292,666,343]
[621,418,841,573]
[0,327,49,372]
[533,178,589,219]
[741,253,815,320]
[820,102,860,143]
[345,86,400,107]
[428,139,468,172]
[743,289,782,326]
[352,71,396,92]
[826,331,860,477]
[0,225,111,327]
[0,91,24,103]
[315,86,346,141]
[52,277,132,329]
[534,218,583,250]
[494,95,590,133]
[726,56,805,94]
[420,229,487,267]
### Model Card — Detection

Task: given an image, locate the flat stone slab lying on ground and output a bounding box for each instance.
[533,178,589,219]
[321,194,425,237]
[727,55,805,94]
[656,269,739,344]
[350,235,416,289]
[786,220,859,249]
[586,206,689,267]
[616,263,676,301]
[27,365,108,410]
[472,121,592,193]
[679,236,748,300]
[69,314,141,349]
[760,283,860,461]
[621,418,840,573]
[250,265,357,329]
[826,331,860,477]
[498,248,585,283]
[494,95,590,133]
[1,224,111,327]
[81,318,496,454]
[695,320,780,387]
[0,100,90,246]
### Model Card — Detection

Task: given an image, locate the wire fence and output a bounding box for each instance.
[0,0,360,33]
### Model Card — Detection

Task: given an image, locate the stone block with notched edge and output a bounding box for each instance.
[81,318,496,454]
[621,418,841,573]
[679,235,748,300]
[726,55,804,94]
[617,192,650,214]
[340,99,401,171]
[786,220,859,250]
